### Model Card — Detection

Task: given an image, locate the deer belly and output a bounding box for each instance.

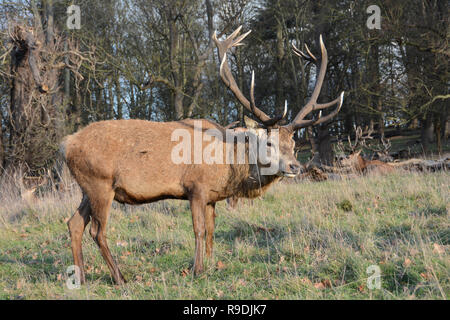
[112,172,186,204]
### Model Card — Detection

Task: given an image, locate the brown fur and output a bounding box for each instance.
[341,151,394,174]
[226,196,254,209]
[62,118,299,284]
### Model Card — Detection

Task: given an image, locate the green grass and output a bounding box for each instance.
[0,171,448,299]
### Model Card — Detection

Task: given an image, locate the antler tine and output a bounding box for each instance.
[381,134,391,150]
[314,92,345,109]
[365,126,374,139]
[214,27,287,127]
[362,131,392,155]
[250,70,257,114]
[287,91,344,130]
[355,126,362,150]
[359,126,374,152]
[304,43,317,61]
[286,35,344,131]
[292,43,315,62]
[227,25,243,40]
[347,134,353,151]
[249,70,287,126]
[283,100,288,118]
[219,53,229,86]
[224,120,240,129]
[347,125,368,153]
[232,30,252,47]
[213,26,251,51]
[310,35,327,103]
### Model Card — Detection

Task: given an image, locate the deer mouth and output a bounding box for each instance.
[281,171,297,178]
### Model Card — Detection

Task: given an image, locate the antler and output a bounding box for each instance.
[346,125,375,153]
[347,125,363,153]
[224,120,240,129]
[363,131,392,156]
[287,36,344,131]
[345,125,393,156]
[212,26,287,127]
[380,134,392,153]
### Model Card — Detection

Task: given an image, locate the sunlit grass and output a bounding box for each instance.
[0,171,448,299]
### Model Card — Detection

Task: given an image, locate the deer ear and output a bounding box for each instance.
[244,116,260,129]
[356,149,362,156]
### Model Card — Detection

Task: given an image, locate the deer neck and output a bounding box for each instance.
[232,163,281,199]
[357,154,367,171]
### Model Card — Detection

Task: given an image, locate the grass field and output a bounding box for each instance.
[0,170,448,300]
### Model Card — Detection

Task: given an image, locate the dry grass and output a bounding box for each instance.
[0,170,448,299]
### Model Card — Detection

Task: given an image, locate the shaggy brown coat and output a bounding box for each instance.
[62,118,296,284]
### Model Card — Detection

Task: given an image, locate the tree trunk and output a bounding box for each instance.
[174,90,184,120]
[367,27,383,136]
[308,124,334,166]
[421,112,434,153]
[8,20,64,173]
[308,0,334,165]
[444,117,449,143]
[434,118,442,154]
[115,78,122,119]
[236,49,244,126]
[168,6,184,120]
[275,19,285,115]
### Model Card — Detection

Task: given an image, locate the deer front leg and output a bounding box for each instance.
[205,203,216,259]
[190,196,206,275]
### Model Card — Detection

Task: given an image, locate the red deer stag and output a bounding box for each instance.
[340,126,394,174]
[61,26,344,284]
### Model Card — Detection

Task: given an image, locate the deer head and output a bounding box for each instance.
[21,174,48,204]
[213,27,344,177]
[366,133,393,162]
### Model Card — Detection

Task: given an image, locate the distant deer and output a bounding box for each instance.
[339,126,394,174]
[341,150,394,174]
[61,27,344,284]
[21,174,48,204]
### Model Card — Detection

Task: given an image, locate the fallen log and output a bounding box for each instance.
[297,154,448,182]
[390,157,450,171]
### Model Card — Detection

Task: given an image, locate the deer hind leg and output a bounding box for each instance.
[190,195,207,275]
[89,189,126,285]
[205,203,216,259]
[67,194,91,284]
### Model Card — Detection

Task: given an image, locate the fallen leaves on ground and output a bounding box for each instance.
[432,243,445,255]
[314,282,325,290]
[403,258,412,267]
[181,268,190,277]
[116,240,128,247]
[314,279,332,290]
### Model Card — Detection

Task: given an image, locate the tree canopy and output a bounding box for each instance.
[0,0,448,172]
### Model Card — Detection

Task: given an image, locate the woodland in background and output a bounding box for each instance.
[0,0,448,177]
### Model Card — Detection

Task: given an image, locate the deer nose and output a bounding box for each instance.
[289,163,301,174]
